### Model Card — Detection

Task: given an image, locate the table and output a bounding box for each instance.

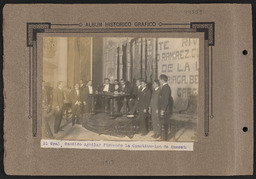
[89,93,133,118]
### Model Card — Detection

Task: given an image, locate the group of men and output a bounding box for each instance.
[96,75,173,139]
[43,80,94,134]
[43,74,173,140]
[130,74,173,139]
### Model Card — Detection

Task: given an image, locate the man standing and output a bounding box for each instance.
[113,79,121,112]
[70,83,82,126]
[79,79,86,116]
[119,79,131,113]
[85,80,94,113]
[42,81,54,138]
[52,81,65,134]
[137,80,151,136]
[149,80,161,139]
[158,74,173,141]
[128,79,142,116]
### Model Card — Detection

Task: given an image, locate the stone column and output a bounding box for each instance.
[54,37,67,87]
[141,38,145,80]
[126,39,131,82]
[119,44,123,79]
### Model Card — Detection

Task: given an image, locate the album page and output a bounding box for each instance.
[3,4,253,175]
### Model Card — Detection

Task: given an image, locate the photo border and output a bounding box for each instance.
[26,22,215,137]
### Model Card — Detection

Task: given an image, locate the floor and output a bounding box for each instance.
[42,112,197,142]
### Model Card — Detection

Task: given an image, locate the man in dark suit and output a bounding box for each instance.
[112,79,121,112]
[137,80,151,136]
[98,78,114,112]
[79,79,86,115]
[45,81,53,106]
[119,79,132,113]
[158,74,173,141]
[42,81,54,138]
[113,79,121,92]
[84,80,94,113]
[70,83,82,126]
[119,79,131,94]
[52,81,65,134]
[149,80,161,138]
[128,79,142,116]
[99,78,114,93]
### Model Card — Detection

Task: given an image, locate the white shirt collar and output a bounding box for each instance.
[162,82,168,86]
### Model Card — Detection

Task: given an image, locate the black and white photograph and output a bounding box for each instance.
[42,37,199,142]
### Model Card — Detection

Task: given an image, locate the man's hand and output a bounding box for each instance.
[56,106,60,111]
[143,109,147,113]
[148,107,151,114]
[83,101,86,105]
[160,110,165,116]
[156,109,158,114]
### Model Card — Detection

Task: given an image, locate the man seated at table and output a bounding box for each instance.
[99,78,115,93]
[113,79,121,93]
[119,79,131,94]
[98,78,114,112]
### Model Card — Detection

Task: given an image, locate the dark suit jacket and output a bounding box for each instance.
[120,84,131,94]
[158,84,173,115]
[131,85,142,99]
[149,87,160,110]
[79,85,86,102]
[52,88,65,110]
[69,89,81,114]
[99,84,114,93]
[113,84,121,92]
[70,89,81,105]
[138,87,151,111]
[85,85,94,102]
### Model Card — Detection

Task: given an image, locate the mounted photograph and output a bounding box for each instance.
[42,37,199,144]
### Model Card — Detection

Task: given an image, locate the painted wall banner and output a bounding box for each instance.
[157,38,199,112]
[41,140,194,151]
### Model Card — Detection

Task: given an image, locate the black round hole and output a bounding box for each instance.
[243,50,248,55]
[243,127,248,132]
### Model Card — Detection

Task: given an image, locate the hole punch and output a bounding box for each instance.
[242,50,248,55]
[242,127,248,132]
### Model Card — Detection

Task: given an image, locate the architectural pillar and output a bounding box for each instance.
[54,37,67,87]
[119,44,123,79]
